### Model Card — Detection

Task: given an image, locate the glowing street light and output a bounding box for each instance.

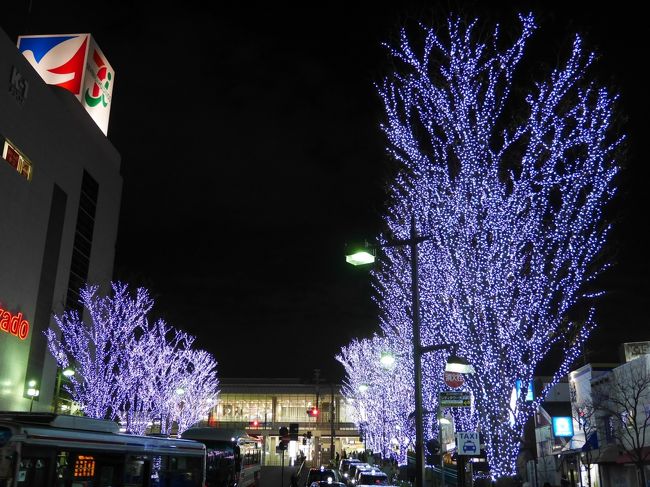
[380,352,395,369]
[26,380,40,412]
[345,243,376,266]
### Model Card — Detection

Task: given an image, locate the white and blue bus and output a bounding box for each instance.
[0,412,206,487]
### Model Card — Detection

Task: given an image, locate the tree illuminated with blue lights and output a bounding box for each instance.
[373,13,623,480]
[46,282,218,435]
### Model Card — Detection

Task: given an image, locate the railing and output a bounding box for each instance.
[196,420,358,433]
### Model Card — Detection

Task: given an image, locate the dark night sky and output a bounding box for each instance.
[3,2,647,382]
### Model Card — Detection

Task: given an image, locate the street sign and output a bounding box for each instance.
[444,371,464,388]
[439,391,471,408]
[456,431,479,456]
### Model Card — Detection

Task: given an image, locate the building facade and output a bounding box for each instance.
[199,379,362,466]
[0,27,122,413]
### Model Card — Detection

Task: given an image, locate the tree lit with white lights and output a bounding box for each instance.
[374,13,623,480]
[46,282,218,434]
[337,335,416,464]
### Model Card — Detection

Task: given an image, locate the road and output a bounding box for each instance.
[259,464,307,487]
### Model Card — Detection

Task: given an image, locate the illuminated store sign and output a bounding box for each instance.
[2,139,33,181]
[17,33,115,136]
[0,305,30,340]
[552,416,574,437]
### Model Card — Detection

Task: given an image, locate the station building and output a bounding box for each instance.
[0,27,122,412]
[200,378,363,466]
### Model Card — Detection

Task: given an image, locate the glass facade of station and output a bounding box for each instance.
[200,380,362,466]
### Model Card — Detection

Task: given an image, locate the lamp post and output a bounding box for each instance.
[346,216,474,487]
[54,367,75,413]
[437,414,451,487]
[26,380,39,412]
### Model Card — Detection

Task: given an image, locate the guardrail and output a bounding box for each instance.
[427,465,458,487]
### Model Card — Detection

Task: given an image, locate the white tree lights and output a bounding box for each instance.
[46,282,219,435]
[365,12,622,481]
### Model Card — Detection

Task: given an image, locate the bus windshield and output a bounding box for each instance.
[0,427,11,446]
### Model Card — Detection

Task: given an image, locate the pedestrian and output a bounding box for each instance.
[335,452,340,464]
[342,450,347,460]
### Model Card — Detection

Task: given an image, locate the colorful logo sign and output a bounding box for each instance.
[0,305,30,340]
[17,33,115,135]
[84,49,112,108]
[18,35,88,95]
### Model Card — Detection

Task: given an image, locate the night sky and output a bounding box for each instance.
[3,1,647,382]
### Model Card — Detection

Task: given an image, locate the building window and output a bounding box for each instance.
[66,171,98,311]
[2,138,33,181]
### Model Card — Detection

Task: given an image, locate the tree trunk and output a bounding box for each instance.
[637,464,646,487]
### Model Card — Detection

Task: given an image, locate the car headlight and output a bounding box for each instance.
[344,474,348,478]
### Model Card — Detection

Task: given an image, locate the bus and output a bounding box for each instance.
[180,428,262,487]
[0,412,206,487]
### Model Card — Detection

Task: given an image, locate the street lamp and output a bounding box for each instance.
[380,352,396,369]
[346,215,474,487]
[26,380,39,412]
[54,366,75,413]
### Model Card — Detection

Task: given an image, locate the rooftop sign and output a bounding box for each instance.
[17,33,114,136]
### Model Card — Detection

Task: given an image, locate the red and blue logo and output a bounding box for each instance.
[18,34,88,95]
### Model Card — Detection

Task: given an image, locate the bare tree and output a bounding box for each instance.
[592,357,650,486]
[573,399,600,487]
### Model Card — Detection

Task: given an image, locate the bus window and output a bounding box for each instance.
[152,456,204,487]
[124,455,147,487]
[17,457,49,486]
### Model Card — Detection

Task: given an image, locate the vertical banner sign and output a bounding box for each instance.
[17,33,115,135]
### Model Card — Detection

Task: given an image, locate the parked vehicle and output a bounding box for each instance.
[309,481,347,487]
[355,469,389,486]
[346,463,371,485]
[339,459,362,481]
[305,466,342,487]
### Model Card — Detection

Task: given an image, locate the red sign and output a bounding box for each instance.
[444,371,464,388]
[0,305,30,340]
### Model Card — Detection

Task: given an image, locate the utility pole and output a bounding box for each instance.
[330,383,335,462]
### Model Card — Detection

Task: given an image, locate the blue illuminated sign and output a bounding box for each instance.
[552,417,574,437]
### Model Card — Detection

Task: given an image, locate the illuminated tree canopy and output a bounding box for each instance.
[371,12,622,479]
[46,282,219,435]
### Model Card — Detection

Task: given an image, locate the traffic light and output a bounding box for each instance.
[278,426,289,450]
[306,406,319,417]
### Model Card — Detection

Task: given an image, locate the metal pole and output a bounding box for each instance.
[54,368,62,413]
[411,215,425,487]
[330,383,335,462]
[281,449,285,487]
[382,395,386,461]
[439,413,445,487]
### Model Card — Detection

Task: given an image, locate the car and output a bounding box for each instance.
[339,459,362,481]
[310,482,347,487]
[346,463,371,485]
[355,469,389,486]
[306,467,342,487]
[462,440,477,454]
